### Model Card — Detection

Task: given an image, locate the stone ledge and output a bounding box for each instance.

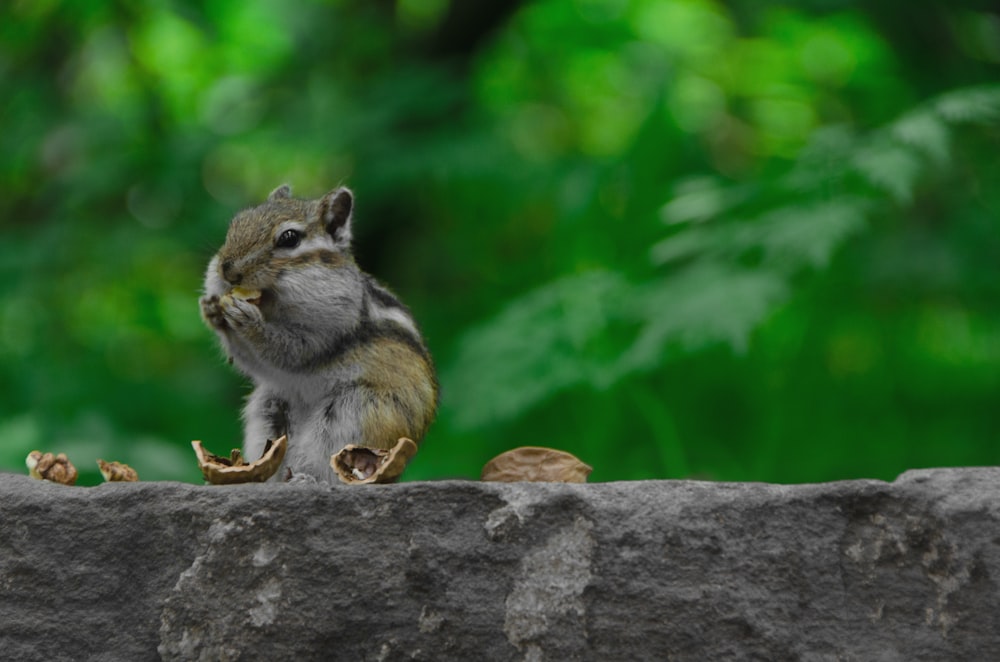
[1,468,999,661]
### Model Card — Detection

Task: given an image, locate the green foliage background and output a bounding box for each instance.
[1,0,998,485]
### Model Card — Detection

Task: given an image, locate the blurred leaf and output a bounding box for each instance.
[617,265,789,372]
[933,84,1000,123]
[852,142,922,203]
[891,111,950,163]
[445,270,631,430]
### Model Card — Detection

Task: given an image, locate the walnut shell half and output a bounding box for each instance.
[97,459,139,482]
[331,437,418,485]
[481,447,592,483]
[192,435,287,485]
[25,451,78,486]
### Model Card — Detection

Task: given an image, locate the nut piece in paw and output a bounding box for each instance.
[481,447,592,483]
[25,451,79,486]
[331,437,419,485]
[230,286,262,306]
[192,435,287,484]
[97,459,139,482]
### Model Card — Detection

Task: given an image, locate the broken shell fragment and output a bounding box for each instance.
[231,286,262,306]
[331,437,419,485]
[192,435,287,485]
[481,447,592,483]
[97,459,139,482]
[25,451,79,486]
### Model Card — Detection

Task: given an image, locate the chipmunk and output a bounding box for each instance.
[199,184,438,482]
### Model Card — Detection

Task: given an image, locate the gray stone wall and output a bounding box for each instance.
[2,468,999,661]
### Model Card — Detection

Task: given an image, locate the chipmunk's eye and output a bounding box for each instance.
[275,229,302,249]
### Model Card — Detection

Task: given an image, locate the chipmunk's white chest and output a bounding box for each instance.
[245,362,364,480]
[260,359,360,418]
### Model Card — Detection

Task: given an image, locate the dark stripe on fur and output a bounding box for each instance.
[317,319,431,368]
[262,397,290,439]
[323,381,355,421]
[363,274,410,314]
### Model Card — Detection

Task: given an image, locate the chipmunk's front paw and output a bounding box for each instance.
[219,294,264,331]
[199,295,227,330]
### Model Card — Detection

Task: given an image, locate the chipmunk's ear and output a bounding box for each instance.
[319,187,353,247]
[268,184,292,201]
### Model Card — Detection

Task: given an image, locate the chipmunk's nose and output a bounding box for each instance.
[221,260,242,285]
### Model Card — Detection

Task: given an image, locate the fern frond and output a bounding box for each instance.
[443,83,1000,431]
[891,111,950,164]
[933,84,1000,124]
[444,271,631,430]
[614,265,788,379]
[851,142,923,203]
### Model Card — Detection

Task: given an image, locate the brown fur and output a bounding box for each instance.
[346,337,438,448]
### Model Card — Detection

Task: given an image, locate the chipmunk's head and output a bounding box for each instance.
[212,184,356,292]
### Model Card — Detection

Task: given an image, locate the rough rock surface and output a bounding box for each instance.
[2,468,1000,661]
